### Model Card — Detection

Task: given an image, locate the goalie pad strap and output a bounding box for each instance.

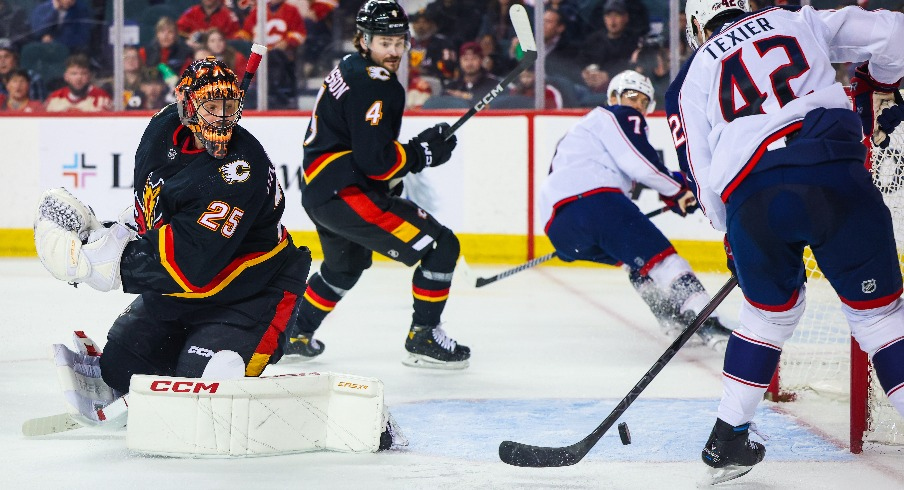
[127,372,388,457]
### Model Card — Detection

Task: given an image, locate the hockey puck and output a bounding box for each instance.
[618,422,631,445]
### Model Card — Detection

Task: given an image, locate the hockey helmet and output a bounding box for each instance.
[685,0,750,50]
[175,56,244,159]
[356,0,410,51]
[607,70,656,114]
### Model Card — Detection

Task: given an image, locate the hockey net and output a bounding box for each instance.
[765,91,904,453]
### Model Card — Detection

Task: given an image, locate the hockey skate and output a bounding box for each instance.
[696,317,733,352]
[282,332,325,360]
[701,419,766,484]
[402,324,470,370]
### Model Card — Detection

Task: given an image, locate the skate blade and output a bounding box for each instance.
[402,353,469,370]
[706,465,753,485]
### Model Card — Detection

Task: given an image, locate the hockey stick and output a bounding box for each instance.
[444,4,537,141]
[240,43,267,92]
[498,275,738,467]
[474,206,671,288]
[21,396,129,437]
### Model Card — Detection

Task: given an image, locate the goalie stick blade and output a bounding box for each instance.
[22,413,84,437]
[498,441,583,467]
[509,4,536,52]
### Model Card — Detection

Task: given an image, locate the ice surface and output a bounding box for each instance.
[4,259,904,489]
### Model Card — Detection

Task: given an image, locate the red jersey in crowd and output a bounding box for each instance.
[238,2,306,49]
[176,3,242,39]
[45,85,112,112]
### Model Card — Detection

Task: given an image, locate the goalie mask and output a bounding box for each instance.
[607,70,656,114]
[356,0,411,54]
[175,57,244,159]
[685,0,750,50]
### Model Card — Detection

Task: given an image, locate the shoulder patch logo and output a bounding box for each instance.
[367,66,391,81]
[220,160,251,184]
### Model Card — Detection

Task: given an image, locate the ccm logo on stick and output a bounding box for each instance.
[149,380,220,393]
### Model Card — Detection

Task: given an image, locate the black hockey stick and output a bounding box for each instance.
[474,206,671,288]
[444,4,537,140]
[498,275,739,467]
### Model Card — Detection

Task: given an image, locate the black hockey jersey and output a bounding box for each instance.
[120,104,308,310]
[301,53,421,207]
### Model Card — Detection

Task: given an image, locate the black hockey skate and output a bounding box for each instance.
[283,333,325,360]
[696,317,733,352]
[702,419,766,484]
[402,325,470,370]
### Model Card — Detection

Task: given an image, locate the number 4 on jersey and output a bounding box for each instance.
[366,101,383,125]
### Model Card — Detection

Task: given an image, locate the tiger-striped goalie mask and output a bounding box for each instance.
[175,57,244,159]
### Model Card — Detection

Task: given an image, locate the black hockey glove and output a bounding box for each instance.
[406,123,458,173]
[723,234,736,277]
[876,104,904,147]
[851,62,902,138]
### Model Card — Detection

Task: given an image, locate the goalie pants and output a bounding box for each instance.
[295,185,460,333]
[100,287,302,394]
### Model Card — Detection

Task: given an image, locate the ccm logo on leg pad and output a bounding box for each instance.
[149,380,220,393]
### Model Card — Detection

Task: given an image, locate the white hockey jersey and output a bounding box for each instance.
[667,6,904,231]
[539,105,683,228]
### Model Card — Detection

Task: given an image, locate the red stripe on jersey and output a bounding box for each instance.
[338,186,406,233]
[368,141,407,181]
[246,290,298,376]
[544,187,621,234]
[744,288,800,312]
[305,287,338,309]
[721,121,803,202]
[412,285,450,299]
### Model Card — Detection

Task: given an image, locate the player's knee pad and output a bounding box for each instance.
[319,264,364,292]
[420,227,460,274]
[99,339,159,394]
[737,287,807,345]
[847,298,904,356]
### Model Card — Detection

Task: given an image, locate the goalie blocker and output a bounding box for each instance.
[127,372,405,456]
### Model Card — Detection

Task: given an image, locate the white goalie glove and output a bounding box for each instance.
[34,188,136,292]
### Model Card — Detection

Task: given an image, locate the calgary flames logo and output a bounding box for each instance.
[220,160,251,184]
[367,66,391,81]
[135,176,164,234]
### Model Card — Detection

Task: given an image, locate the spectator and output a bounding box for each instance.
[0,69,44,112]
[136,75,167,110]
[28,0,92,54]
[444,41,500,103]
[409,8,456,89]
[206,28,246,79]
[177,0,242,50]
[0,40,46,101]
[478,32,515,78]
[541,8,582,84]
[424,0,483,47]
[45,54,112,112]
[576,63,609,106]
[580,0,641,80]
[236,0,305,108]
[0,0,28,52]
[141,17,194,80]
[479,0,526,51]
[630,40,668,109]
[298,0,337,76]
[577,0,649,45]
[509,66,563,108]
[99,46,151,110]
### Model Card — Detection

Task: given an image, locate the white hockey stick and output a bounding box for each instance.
[444,4,537,140]
[22,396,129,437]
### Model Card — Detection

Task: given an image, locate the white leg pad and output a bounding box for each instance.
[126,372,390,457]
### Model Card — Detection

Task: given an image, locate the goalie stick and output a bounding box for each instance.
[474,206,671,287]
[444,4,537,140]
[498,275,738,467]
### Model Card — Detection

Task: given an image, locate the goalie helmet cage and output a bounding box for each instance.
[764,87,904,454]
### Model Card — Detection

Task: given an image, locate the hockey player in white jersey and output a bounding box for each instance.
[667,1,904,483]
[539,69,733,351]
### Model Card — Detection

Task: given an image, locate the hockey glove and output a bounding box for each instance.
[723,234,736,277]
[851,62,902,144]
[660,172,697,217]
[406,123,458,173]
[876,104,904,148]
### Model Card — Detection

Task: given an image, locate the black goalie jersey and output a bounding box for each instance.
[120,104,307,309]
[301,53,421,207]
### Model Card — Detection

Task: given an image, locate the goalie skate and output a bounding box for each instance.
[701,419,765,485]
[402,325,470,370]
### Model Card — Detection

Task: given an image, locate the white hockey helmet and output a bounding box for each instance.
[607,70,656,114]
[685,0,750,50]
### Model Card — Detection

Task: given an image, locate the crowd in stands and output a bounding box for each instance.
[0,0,900,113]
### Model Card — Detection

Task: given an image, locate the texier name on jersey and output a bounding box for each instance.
[702,17,775,60]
